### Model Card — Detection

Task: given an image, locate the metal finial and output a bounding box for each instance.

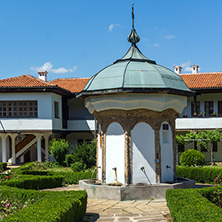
[132,4,134,29]
[127,4,140,44]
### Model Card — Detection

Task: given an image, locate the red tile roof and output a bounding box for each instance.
[49,78,90,93]
[180,72,222,89]
[0,75,56,88]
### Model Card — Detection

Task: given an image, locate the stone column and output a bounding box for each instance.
[10,134,17,164]
[36,134,43,162]
[44,134,50,160]
[101,131,106,183]
[124,129,131,184]
[154,129,161,184]
[1,134,7,163]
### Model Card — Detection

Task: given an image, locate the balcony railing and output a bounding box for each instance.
[178,113,222,118]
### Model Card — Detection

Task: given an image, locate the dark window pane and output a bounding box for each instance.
[178,144,185,152]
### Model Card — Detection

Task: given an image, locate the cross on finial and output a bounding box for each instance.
[132,4,134,29]
[127,4,140,44]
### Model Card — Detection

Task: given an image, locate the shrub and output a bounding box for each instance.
[18,169,94,184]
[176,166,222,183]
[51,171,94,184]
[0,162,7,172]
[0,186,87,222]
[70,140,97,169]
[166,187,222,222]
[49,139,69,165]
[2,175,64,190]
[180,149,205,166]
[65,154,75,167]
[71,162,86,172]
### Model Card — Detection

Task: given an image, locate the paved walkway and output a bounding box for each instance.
[42,185,171,222]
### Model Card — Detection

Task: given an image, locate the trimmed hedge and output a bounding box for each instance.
[0,162,7,172]
[52,171,94,184]
[166,188,222,222]
[176,166,222,183]
[19,170,94,184]
[0,185,42,201]
[2,175,64,190]
[0,186,87,222]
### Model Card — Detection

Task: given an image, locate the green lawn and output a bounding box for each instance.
[46,167,72,172]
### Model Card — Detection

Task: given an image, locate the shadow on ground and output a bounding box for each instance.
[194,183,215,188]
[84,213,99,222]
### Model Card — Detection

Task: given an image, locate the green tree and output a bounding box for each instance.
[71,139,97,170]
[196,129,222,165]
[176,129,222,165]
[49,138,69,165]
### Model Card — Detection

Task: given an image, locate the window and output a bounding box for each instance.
[191,101,200,117]
[0,102,7,118]
[218,101,222,116]
[19,101,28,117]
[29,101,38,118]
[201,145,208,152]
[178,144,185,152]
[213,142,218,152]
[0,101,37,118]
[54,101,59,118]
[194,141,197,150]
[205,101,214,117]
[8,101,17,117]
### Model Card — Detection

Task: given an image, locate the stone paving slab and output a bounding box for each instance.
[85,198,172,222]
[41,184,172,222]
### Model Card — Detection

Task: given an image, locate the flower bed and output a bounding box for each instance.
[0,186,87,222]
[13,162,95,184]
[166,187,222,222]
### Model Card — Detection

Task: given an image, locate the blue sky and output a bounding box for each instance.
[0,0,222,81]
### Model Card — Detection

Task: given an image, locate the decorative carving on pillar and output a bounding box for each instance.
[101,131,106,182]
[124,127,131,184]
[155,129,161,183]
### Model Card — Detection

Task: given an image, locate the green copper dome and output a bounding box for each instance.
[78,9,193,98]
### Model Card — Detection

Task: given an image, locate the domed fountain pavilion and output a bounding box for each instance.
[78,7,195,199]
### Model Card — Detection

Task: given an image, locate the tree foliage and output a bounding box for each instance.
[67,140,97,172]
[180,149,205,166]
[49,139,69,165]
[176,129,222,165]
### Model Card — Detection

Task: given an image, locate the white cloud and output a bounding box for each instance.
[30,62,77,74]
[108,23,120,32]
[153,43,160,47]
[165,35,176,39]
[179,60,192,72]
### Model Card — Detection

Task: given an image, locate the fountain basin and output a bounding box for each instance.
[79,178,195,200]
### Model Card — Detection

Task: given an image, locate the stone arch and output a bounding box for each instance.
[131,122,156,184]
[97,124,102,181]
[105,122,125,184]
[159,121,174,182]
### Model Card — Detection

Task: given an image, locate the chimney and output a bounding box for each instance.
[38,71,48,81]
[191,65,199,74]
[173,65,182,74]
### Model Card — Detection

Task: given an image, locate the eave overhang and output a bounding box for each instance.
[0,86,72,97]
[78,87,195,99]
